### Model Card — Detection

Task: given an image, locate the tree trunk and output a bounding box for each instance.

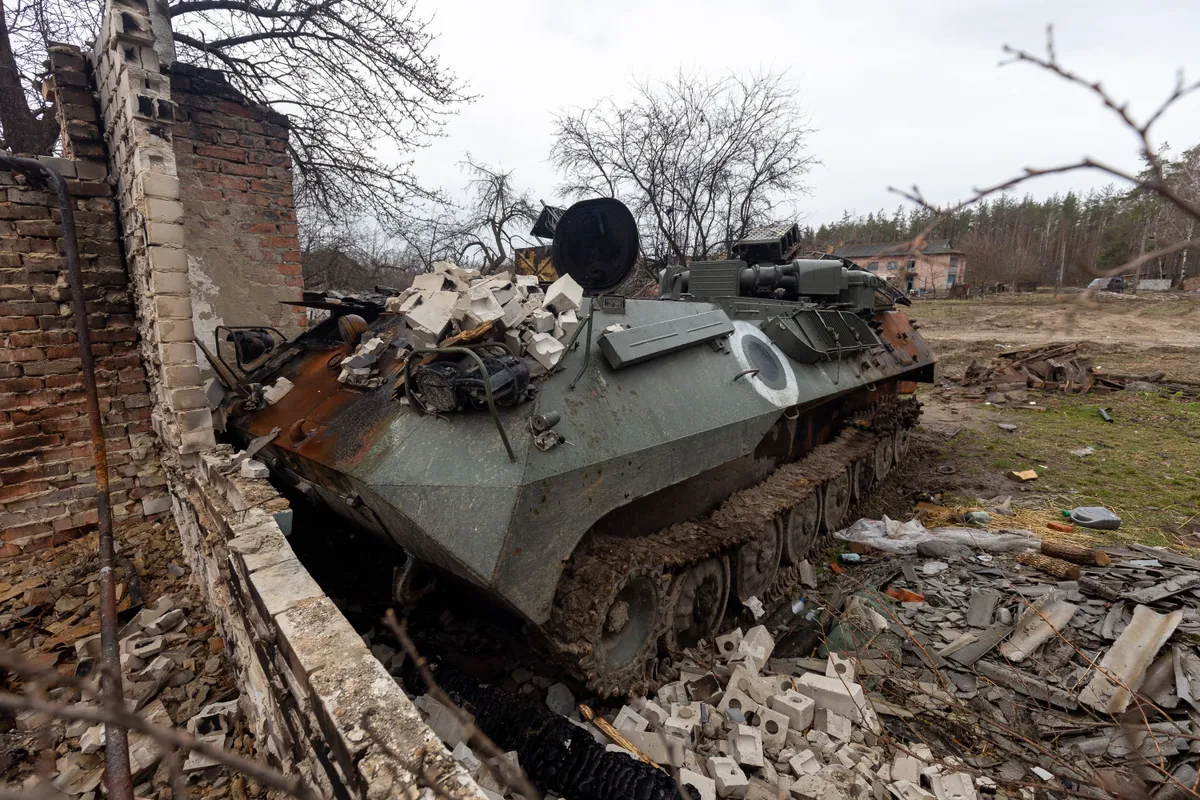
[0,10,59,154]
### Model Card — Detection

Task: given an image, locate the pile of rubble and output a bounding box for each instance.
[391,521,1200,800]
[0,521,264,799]
[961,342,1200,398]
[385,263,582,371]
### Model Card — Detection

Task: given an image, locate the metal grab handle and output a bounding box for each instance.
[402,346,516,462]
[732,368,760,383]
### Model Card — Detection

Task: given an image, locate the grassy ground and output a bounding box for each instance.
[905,386,1200,550]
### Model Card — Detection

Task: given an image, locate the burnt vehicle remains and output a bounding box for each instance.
[220,200,936,696]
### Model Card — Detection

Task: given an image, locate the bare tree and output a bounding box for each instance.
[453,154,537,273]
[550,70,816,266]
[391,155,537,274]
[301,219,424,292]
[890,27,1200,287]
[1,0,470,221]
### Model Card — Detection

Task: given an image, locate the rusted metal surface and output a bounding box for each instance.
[0,155,134,800]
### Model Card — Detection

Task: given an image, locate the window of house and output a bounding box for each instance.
[947,271,957,288]
[950,256,959,268]
[908,260,916,271]
[887,261,898,271]
[867,261,879,271]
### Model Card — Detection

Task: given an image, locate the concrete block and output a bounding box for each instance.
[788,748,822,776]
[727,724,763,768]
[769,691,814,732]
[715,628,744,659]
[79,725,105,754]
[147,245,187,273]
[613,706,649,733]
[531,308,555,333]
[680,768,717,800]
[528,332,565,369]
[814,708,852,742]
[556,308,579,340]
[146,221,184,246]
[796,673,868,722]
[146,197,184,223]
[450,742,481,778]
[140,494,171,515]
[739,625,774,671]
[793,774,840,799]
[139,172,180,199]
[410,273,446,293]
[891,751,922,783]
[405,290,457,339]
[622,729,687,766]
[263,377,293,405]
[239,459,269,479]
[640,698,669,727]
[717,686,759,720]
[888,780,936,800]
[543,273,583,314]
[928,772,978,800]
[545,682,575,716]
[158,318,195,343]
[149,269,189,296]
[743,779,778,800]
[756,706,790,748]
[705,755,748,799]
[825,653,856,683]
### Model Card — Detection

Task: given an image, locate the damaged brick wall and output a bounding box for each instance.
[170,63,307,360]
[0,45,167,557]
[93,0,217,458]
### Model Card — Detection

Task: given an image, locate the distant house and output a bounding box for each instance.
[832,239,966,295]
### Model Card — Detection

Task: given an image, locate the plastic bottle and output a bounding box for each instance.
[1063,507,1121,530]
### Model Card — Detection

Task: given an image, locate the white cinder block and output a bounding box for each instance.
[680,768,717,800]
[528,333,565,369]
[706,755,749,799]
[756,705,789,748]
[543,273,583,313]
[715,628,744,660]
[796,673,868,722]
[727,724,763,768]
[769,691,815,732]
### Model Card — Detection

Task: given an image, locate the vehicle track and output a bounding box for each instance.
[548,396,921,697]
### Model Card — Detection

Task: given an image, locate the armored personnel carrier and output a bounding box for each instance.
[222,199,935,696]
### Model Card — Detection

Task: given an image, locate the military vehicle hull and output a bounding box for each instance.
[228,293,933,692]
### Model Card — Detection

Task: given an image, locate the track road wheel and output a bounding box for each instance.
[734,515,783,605]
[822,467,852,534]
[578,563,665,698]
[665,556,730,652]
[873,433,895,483]
[894,426,911,463]
[782,490,822,565]
[852,456,875,503]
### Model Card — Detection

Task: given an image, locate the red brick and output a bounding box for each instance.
[194,144,246,162]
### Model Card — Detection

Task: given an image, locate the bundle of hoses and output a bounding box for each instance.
[407,660,696,800]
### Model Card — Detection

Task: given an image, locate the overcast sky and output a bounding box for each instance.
[400,0,1200,229]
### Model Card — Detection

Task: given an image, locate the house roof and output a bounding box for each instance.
[832,239,961,259]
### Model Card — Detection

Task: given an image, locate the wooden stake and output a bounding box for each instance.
[1016,552,1082,580]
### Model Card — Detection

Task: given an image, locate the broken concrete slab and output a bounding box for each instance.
[976,661,1079,709]
[998,589,1078,663]
[965,588,1000,628]
[543,273,583,314]
[1079,605,1183,714]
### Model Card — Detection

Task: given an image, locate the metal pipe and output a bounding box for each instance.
[0,155,134,800]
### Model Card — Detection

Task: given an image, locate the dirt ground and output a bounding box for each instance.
[865,290,1200,551]
[910,290,1200,383]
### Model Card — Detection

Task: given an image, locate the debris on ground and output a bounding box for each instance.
[0,521,265,798]
[961,341,1200,398]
